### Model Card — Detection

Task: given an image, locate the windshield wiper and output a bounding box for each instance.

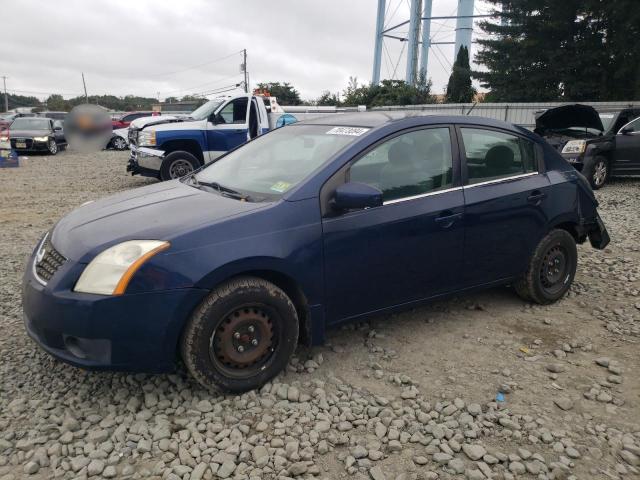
[193,178,251,201]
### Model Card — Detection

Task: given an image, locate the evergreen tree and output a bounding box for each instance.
[445,46,475,103]
[475,0,640,102]
[255,82,302,105]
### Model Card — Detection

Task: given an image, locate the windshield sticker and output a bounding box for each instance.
[270,181,292,193]
[326,126,370,136]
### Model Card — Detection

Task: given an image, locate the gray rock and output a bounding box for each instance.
[413,456,428,465]
[433,452,453,464]
[553,397,574,411]
[191,463,208,480]
[509,461,526,474]
[463,444,487,461]
[252,445,269,463]
[217,460,236,478]
[87,459,105,476]
[103,466,117,478]
[448,457,466,473]
[369,465,386,480]
[23,461,39,475]
[289,462,308,476]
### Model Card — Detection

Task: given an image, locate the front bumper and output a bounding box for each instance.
[127,145,165,178]
[22,255,208,372]
[11,140,50,152]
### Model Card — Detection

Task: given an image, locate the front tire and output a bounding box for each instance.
[514,229,577,304]
[583,155,609,189]
[47,139,58,155]
[112,136,128,150]
[181,277,299,393]
[160,151,200,181]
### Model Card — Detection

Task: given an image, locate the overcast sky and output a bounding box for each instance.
[1,0,494,103]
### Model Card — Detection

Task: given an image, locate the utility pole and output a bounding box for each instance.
[371,0,386,85]
[81,72,88,102]
[242,49,248,93]
[2,76,7,112]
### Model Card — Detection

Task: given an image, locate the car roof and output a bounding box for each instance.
[297,111,518,131]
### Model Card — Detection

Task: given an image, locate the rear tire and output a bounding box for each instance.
[583,155,609,190]
[112,136,127,150]
[160,151,200,181]
[514,229,577,305]
[181,277,299,393]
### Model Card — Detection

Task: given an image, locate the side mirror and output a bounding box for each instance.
[619,126,633,135]
[333,182,383,211]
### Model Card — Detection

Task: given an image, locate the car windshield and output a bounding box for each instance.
[192,124,366,201]
[189,99,225,120]
[599,113,616,132]
[11,118,50,129]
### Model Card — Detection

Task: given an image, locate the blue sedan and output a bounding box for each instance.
[22,113,609,392]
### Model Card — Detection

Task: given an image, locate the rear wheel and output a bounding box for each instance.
[112,136,127,150]
[160,151,200,181]
[514,229,577,304]
[181,277,299,393]
[583,155,609,189]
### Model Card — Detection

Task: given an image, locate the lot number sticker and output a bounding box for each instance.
[326,127,370,136]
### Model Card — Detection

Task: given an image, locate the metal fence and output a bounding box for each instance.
[371,101,640,129]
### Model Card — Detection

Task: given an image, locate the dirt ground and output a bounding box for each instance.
[0,149,638,480]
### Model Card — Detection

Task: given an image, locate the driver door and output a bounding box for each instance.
[205,95,250,162]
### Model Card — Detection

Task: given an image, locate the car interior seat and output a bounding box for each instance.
[484,145,515,178]
[380,141,431,198]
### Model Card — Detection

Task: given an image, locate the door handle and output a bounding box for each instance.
[527,191,547,205]
[435,212,462,228]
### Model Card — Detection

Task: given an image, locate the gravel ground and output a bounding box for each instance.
[1,149,639,480]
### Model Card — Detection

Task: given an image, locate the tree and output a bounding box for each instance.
[45,94,67,111]
[445,46,475,103]
[315,91,340,106]
[475,0,640,101]
[256,82,302,105]
[341,76,434,108]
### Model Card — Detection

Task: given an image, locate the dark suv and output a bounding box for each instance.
[536,105,640,189]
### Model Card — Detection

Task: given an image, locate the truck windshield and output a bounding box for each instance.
[193,124,366,201]
[189,99,225,120]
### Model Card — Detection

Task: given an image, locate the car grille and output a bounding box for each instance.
[11,138,33,149]
[34,234,66,284]
[128,129,138,146]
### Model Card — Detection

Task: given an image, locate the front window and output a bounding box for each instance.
[189,99,225,121]
[193,125,364,201]
[461,128,537,185]
[10,118,50,130]
[620,116,640,134]
[217,97,248,124]
[349,128,453,202]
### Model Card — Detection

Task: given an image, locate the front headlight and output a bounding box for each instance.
[562,140,586,154]
[138,130,156,146]
[33,136,49,142]
[74,240,170,295]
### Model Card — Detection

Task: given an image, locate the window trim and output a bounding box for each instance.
[455,124,542,187]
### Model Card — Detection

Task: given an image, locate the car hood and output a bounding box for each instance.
[9,128,50,137]
[535,104,604,132]
[129,115,185,130]
[51,180,266,262]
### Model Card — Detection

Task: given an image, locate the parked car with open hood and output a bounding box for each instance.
[8,117,66,155]
[23,112,609,392]
[535,104,640,188]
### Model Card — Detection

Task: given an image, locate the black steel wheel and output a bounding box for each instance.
[181,277,299,392]
[514,229,577,304]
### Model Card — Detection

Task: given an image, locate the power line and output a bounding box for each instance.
[147,50,244,78]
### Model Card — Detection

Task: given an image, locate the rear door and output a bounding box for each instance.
[613,117,640,173]
[458,126,551,286]
[205,95,250,161]
[322,126,465,322]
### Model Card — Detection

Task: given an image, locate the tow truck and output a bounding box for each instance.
[127,91,287,181]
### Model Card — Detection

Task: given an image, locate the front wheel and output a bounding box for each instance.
[47,139,58,155]
[514,229,577,304]
[583,156,609,190]
[160,151,200,181]
[181,277,299,393]
[112,136,128,150]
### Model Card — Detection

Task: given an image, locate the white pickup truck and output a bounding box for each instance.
[126,92,300,180]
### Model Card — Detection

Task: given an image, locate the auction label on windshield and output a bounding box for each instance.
[326,127,369,136]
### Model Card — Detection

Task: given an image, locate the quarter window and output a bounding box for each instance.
[349,128,453,202]
[461,128,537,185]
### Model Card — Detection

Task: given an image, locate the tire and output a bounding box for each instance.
[583,155,609,190]
[514,229,577,305]
[112,136,127,150]
[160,151,200,181]
[181,276,299,393]
[47,138,58,155]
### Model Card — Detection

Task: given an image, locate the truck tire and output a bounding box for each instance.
[181,276,299,393]
[582,155,609,190]
[160,151,200,181]
[514,229,577,305]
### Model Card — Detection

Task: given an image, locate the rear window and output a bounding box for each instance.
[461,128,537,185]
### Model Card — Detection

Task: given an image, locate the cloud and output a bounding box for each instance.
[0,0,492,103]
